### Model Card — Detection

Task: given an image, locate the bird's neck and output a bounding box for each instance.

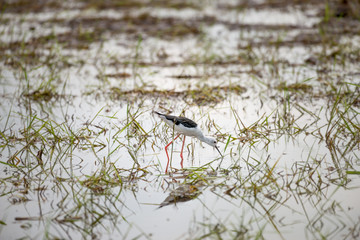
[200,135,212,144]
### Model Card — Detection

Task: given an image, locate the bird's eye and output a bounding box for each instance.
[213,140,217,144]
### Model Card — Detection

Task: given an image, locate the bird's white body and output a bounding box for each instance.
[155,112,219,147]
[161,117,202,137]
[154,111,222,173]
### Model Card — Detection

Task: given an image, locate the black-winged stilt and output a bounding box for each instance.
[154,111,222,173]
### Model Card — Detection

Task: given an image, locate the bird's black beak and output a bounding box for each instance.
[215,146,223,158]
[215,146,224,171]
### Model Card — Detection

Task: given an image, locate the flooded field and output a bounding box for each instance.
[1,0,360,239]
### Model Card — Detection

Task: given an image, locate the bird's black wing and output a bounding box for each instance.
[176,116,198,128]
[154,111,197,128]
[155,111,198,128]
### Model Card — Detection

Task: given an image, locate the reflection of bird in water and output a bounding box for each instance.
[158,183,203,208]
[153,111,223,173]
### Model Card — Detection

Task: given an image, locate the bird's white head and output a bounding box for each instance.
[203,136,218,147]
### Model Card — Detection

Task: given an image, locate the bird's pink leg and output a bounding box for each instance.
[164,134,180,173]
[180,136,186,168]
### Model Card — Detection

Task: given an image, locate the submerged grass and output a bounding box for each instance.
[109,84,246,106]
[0,99,157,238]
[1,1,360,239]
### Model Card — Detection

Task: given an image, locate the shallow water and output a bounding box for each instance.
[1,1,360,239]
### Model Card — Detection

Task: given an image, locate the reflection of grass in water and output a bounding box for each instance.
[2,72,359,238]
[4,65,359,238]
[0,98,153,238]
[177,79,359,239]
[1,1,360,239]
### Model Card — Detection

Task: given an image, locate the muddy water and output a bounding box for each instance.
[1,1,360,239]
